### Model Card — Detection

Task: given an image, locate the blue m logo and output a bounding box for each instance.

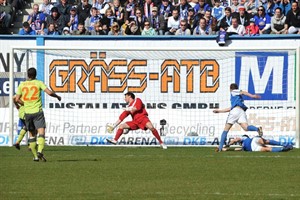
[235,52,288,100]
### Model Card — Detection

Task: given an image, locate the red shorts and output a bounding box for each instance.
[126,117,150,130]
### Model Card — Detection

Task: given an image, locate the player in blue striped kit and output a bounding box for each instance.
[213,83,263,152]
[222,135,293,152]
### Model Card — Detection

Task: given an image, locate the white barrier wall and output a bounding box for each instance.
[0,37,299,147]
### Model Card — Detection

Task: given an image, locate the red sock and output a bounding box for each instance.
[151,128,163,144]
[114,129,123,141]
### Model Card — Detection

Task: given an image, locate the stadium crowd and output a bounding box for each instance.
[1,0,300,35]
[0,0,30,34]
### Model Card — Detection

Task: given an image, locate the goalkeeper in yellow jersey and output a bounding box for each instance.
[15,68,61,162]
[12,95,28,150]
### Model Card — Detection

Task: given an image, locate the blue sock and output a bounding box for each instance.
[247,125,258,131]
[271,147,283,152]
[269,140,281,146]
[218,131,228,151]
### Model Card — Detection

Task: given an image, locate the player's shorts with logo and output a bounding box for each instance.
[226,107,247,124]
[25,111,46,132]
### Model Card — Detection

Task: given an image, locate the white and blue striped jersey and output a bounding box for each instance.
[230,90,248,111]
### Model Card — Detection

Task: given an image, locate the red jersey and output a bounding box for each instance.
[245,24,259,35]
[128,98,148,121]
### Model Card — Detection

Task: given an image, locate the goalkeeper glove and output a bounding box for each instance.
[106,123,115,133]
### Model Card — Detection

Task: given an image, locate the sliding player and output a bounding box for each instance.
[213,83,263,152]
[15,68,61,161]
[221,135,293,152]
[106,92,167,149]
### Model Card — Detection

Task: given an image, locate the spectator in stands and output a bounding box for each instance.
[203,9,217,34]
[134,8,147,31]
[0,0,12,33]
[56,0,71,17]
[245,17,259,35]
[111,0,124,26]
[39,0,54,16]
[194,0,210,16]
[177,0,191,20]
[84,7,100,32]
[284,2,300,34]
[19,21,36,35]
[170,0,180,7]
[214,0,229,7]
[46,6,66,34]
[226,17,245,35]
[254,6,271,34]
[244,0,257,17]
[186,7,197,32]
[124,0,135,22]
[159,0,173,22]
[77,0,92,24]
[219,6,232,31]
[72,22,89,34]
[62,26,71,35]
[175,19,191,35]
[108,21,123,35]
[101,8,117,33]
[141,20,157,35]
[264,0,276,17]
[43,22,60,35]
[27,4,47,35]
[148,6,165,35]
[233,6,251,27]
[90,21,106,34]
[66,6,79,33]
[230,0,239,13]
[189,0,198,8]
[271,7,286,34]
[165,8,180,34]
[125,18,141,34]
[7,0,22,18]
[211,0,225,22]
[143,0,155,19]
[281,0,291,16]
[238,0,246,8]
[92,0,109,17]
[193,17,212,35]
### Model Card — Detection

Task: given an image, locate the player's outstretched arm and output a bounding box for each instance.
[106,119,122,133]
[107,111,130,133]
[213,107,231,113]
[44,88,61,101]
[240,91,261,99]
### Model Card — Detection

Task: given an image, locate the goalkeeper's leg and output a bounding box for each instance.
[106,123,131,144]
[145,121,167,149]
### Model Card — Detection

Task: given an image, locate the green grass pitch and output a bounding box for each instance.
[1,146,300,200]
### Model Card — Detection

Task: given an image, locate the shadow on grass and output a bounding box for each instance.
[56,158,101,162]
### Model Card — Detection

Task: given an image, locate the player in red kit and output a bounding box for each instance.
[106,92,167,149]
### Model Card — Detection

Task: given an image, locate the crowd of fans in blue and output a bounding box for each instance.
[1,0,300,35]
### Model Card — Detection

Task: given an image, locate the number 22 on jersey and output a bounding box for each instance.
[22,86,39,101]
